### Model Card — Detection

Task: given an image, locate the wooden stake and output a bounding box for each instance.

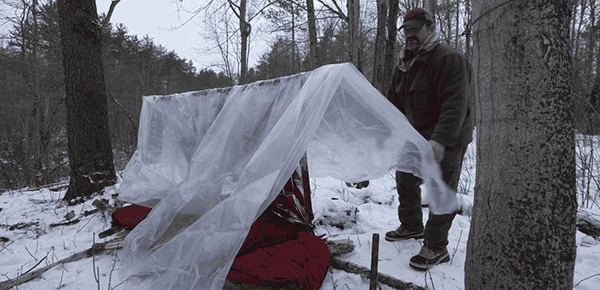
[370,233,379,290]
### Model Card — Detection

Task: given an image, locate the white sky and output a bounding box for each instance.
[0,0,231,71]
[96,0,230,71]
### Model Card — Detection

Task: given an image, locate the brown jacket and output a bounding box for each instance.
[386,42,474,148]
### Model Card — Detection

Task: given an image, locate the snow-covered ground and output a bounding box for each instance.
[1,137,599,290]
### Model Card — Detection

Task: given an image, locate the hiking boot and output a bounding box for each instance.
[384,226,424,242]
[409,247,450,271]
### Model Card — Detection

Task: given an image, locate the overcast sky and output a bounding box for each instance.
[95,0,271,72]
[96,0,220,71]
[0,0,279,72]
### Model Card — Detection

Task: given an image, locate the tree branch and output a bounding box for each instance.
[248,0,280,22]
[317,0,347,22]
[228,0,241,19]
[470,0,515,30]
[102,0,121,31]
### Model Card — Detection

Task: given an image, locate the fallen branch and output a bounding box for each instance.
[574,272,600,288]
[330,258,427,290]
[0,240,14,254]
[83,209,100,216]
[98,225,127,239]
[0,237,126,290]
[577,209,600,238]
[49,219,81,228]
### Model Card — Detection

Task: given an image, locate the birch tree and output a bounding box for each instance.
[465,0,576,289]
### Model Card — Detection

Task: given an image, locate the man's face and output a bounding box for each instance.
[403,23,430,50]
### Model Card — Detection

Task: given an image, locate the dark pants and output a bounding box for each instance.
[395,145,467,251]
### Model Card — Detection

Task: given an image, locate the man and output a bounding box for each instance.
[384,8,473,271]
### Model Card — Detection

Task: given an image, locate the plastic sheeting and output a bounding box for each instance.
[117,63,459,290]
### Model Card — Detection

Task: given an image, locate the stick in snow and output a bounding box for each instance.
[370,233,379,290]
[0,237,126,290]
[330,257,427,290]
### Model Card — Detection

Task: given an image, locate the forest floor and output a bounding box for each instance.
[1,136,599,290]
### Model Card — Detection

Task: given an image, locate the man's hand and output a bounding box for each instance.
[429,140,445,163]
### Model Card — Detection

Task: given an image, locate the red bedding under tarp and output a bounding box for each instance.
[111,204,152,230]
[226,168,330,290]
[112,164,330,290]
[227,229,330,290]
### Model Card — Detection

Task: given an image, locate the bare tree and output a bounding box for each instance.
[176,0,278,83]
[306,0,319,69]
[101,0,121,32]
[464,0,471,59]
[371,0,387,93]
[57,0,116,202]
[317,0,365,71]
[383,0,399,93]
[228,0,251,83]
[347,0,360,70]
[465,0,576,289]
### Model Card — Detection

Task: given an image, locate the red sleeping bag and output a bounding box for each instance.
[111,204,152,230]
[112,162,329,290]
[227,230,330,290]
[227,168,330,290]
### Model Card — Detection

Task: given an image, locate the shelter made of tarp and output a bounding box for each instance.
[117,63,459,290]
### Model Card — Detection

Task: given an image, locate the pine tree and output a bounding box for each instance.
[57,0,116,202]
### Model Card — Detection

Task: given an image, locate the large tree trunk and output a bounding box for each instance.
[465,1,576,289]
[372,0,388,93]
[57,0,116,203]
[306,0,320,70]
[382,0,399,94]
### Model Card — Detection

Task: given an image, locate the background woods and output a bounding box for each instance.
[0,0,597,288]
[0,0,234,192]
[0,0,598,212]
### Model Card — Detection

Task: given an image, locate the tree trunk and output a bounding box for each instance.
[465,0,471,60]
[372,0,388,93]
[446,0,451,45]
[428,0,436,18]
[455,0,459,49]
[586,0,599,135]
[383,0,399,94]
[347,0,360,71]
[589,59,600,135]
[32,0,51,185]
[570,0,578,55]
[465,1,577,289]
[239,0,250,84]
[306,0,320,70]
[588,2,595,81]
[57,0,116,203]
[291,6,297,72]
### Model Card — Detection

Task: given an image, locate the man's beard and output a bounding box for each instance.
[406,37,420,50]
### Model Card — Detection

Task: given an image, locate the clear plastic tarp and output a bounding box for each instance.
[117,63,458,290]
